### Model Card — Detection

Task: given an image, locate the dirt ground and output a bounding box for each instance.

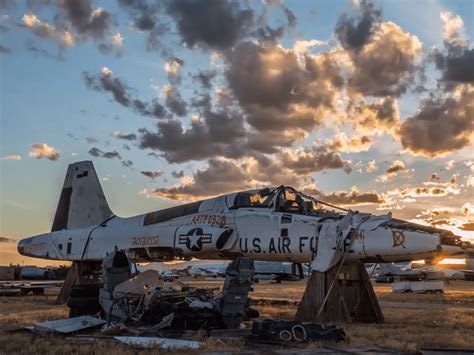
[0,279,473,354]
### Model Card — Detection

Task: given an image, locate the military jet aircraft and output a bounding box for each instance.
[18,161,473,275]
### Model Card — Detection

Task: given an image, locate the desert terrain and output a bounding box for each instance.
[0,278,473,354]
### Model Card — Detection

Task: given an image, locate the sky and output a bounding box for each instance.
[0,0,473,265]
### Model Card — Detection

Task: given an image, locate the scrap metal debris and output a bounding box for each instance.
[98,251,259,332]
[250,320,345,343]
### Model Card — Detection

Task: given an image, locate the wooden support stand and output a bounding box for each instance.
[295,262,384,323]
[55,262,78,304]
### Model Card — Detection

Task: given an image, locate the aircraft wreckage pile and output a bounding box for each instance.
[32,252,344,348]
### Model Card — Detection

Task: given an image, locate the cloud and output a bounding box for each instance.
[1,154,21,160]
[366,160,377,173]
[326,133,372,153]
[172,170,184,179]
[28,143,60,161]
[152,159,252,200]
[312,185,384,206]
[445,160,455,170]
[376,160,408,182]
[121,160,133,168]
[278,146,352,175]
[335,0,381,51]
[349,97,400,135]
[346,21,423,97]
[112,131,137,141]
[140,170,164,181]
[430,173,440,182]
[21,1,113,53]
[164,0,254,50]
[163,57,183,84]
[112,32,123,47]
[193,70,217,90]
[22,13,74,48]
[434,12,473,84]
[0,236,15,243]
[88,147,121,159]
[400,85,473,156]
[138,108,246,163]
[161,84,187,116]
[83,67,167,119]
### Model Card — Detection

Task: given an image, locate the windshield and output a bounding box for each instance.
[232,188,275,208]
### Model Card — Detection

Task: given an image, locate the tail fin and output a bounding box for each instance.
[51,161,113,231]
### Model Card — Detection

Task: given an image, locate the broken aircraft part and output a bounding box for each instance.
[96,252,258,331]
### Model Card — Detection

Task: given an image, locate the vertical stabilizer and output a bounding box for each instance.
[51,161,113,231]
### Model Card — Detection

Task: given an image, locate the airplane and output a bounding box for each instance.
[188,261,309,282]
[375,262,472,283]
[18,161,473,281]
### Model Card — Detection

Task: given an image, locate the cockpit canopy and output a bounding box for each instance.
[231,186,338,216]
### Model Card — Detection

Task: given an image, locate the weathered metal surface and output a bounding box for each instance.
[32,316,106,334]
[113,336,201,349]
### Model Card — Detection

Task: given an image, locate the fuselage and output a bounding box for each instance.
[18,187,469,265]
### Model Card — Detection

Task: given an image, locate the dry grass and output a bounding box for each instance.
[0,281,473,353]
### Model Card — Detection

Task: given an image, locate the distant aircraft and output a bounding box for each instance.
[18,161,473,279]
[375,262,471,282]
[189,261,309,282]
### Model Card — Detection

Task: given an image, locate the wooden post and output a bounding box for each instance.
[55,262,78,304]
[295,262,384,323]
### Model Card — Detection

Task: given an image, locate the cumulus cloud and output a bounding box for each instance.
[83,67,167,119]
[22,1,113,53]
[22,13,74,48]
[349,97,400,135]
[376,160,409,182]
[28,143,60,161]
[312,185,384,206]
[164,0,253,50]
[88,147,121,159]
[153,159,252,200]
[1,154,21,160]
[138,108,246,163]
[335,0,381,51]
[346,21,422,97]
[366,160,377,173]
[161,84,187,116]
[140,170,164,181]
[163,57,183,83]
[112,131,137,141]
[278,146,352,175]
[400,85,473,156]
[326,133,372,153]
[434,12,473,84]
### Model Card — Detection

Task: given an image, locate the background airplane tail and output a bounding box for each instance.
[51,161,113,231]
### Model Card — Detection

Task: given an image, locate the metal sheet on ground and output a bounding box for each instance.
[33,316,106,334]
[114,336,201,349]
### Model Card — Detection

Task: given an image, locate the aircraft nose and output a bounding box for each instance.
[17,238,26,254]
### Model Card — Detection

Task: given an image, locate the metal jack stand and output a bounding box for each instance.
[295,262,384,323]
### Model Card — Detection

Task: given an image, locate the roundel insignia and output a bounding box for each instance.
[178,228,212,252]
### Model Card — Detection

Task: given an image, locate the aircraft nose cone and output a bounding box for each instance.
[17,238,26,255]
